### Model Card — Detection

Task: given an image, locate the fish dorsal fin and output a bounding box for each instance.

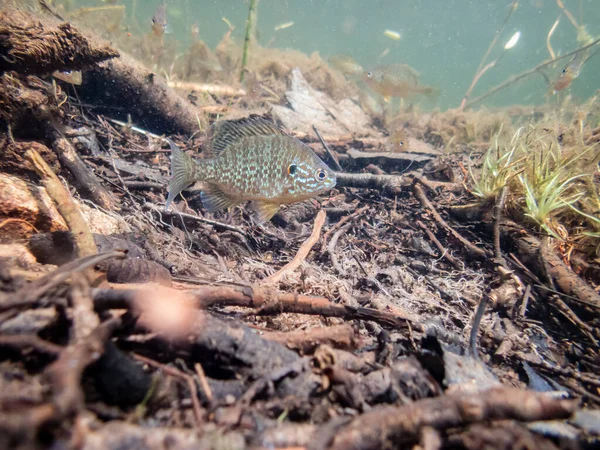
[209,115,285,155]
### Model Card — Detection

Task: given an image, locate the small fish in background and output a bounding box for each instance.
[383,29,401,41]
[362,63,438,102]
[52,70,82,85]
[151,0,168,37]
[274,21,294,31]
[328,54,363,77]
[549,50,588,94]
[166,116,337,224]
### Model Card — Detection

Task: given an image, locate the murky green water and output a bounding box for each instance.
[46,0,600,111]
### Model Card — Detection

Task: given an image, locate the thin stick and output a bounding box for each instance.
[313,125,342,171]
[413,183,488,260]
[0,334,63,355]
[556,0,579,29]
[493,186,508,266]
[459,61,497,111]
[459,0,518,109]
[464,37,600,109]
[328,222,352,276]
[264,210,326,284]
[240,0,259,82]
[24,149,97,258]
[469,293,490,359]
[167,81,247,97]
[546,18,560,59]
[322,205,369,251]
[416,220,461,269]
[133,353,203,426]
[194,363,214,404]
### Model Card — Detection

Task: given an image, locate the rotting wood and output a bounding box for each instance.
[79,51,206,136]
[0,9,118,74]
[47,128,118,210]
[24,148,98,259]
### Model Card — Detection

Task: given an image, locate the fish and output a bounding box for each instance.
[549,50,587,94]
[383,29,401,41]
[151,0,168,37]
[166,116,337,223]
[274,21,294,31]
[362,63,438,102]
[52,70,82,85]
[328,55,363,76]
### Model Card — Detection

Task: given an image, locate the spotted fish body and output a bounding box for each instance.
[166,116,336,223]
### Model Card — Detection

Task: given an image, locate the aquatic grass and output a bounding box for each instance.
[468,126,525,200]
[470,122,600,242]
[518,171,585,238]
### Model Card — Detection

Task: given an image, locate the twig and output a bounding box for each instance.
[464,37,600,109]
[459,0,518,110]
[335,172,407,194]
[194,363,213,404]
[556,0,579,29]
[0,250,125,314]
[38,0,65,21]
[258,324,357,354]
[329,387,576,450]
[0,334,63,355]
[167,81,247,97]
[24,148,97,258]
[546,18,560,59]
[468,292,490,360]
[143,202,250,238]
[92,284,421,330]
[240,0,259,82]
[416,220,461,269]
[493,186,508,266]
[312,125,342,171]
[549,295,598,346]
[459,61,497,111]
[264,210,326,284]
[413,183,488,260]
[133,353,203,426]
[322,205,368,252]
[47,127,118,210]
[327,222,352,276]
[518,284,532,318]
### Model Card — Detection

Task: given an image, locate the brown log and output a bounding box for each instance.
[79,52,206,136]
[0,9,118,74]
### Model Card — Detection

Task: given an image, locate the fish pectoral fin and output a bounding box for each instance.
[250,201,280,224]
[383,96,391,103]
[200,184,239,212]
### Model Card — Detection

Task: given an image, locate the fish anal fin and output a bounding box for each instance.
[209,115,285,155]
[201,184,239,212]
[250,201,280,224]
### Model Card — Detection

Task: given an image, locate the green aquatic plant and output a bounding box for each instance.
[468,126,524,200]
[518,171,584,238]
[471,121,600,241]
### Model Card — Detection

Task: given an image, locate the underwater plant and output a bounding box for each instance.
[468,126,524,200]
[470,122,600,242]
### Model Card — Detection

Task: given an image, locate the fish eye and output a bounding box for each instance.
[315,169,327,181]
[367,72,373,78]
[287,164,298,175]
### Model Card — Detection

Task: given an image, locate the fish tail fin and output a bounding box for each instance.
[165,139,201,209]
